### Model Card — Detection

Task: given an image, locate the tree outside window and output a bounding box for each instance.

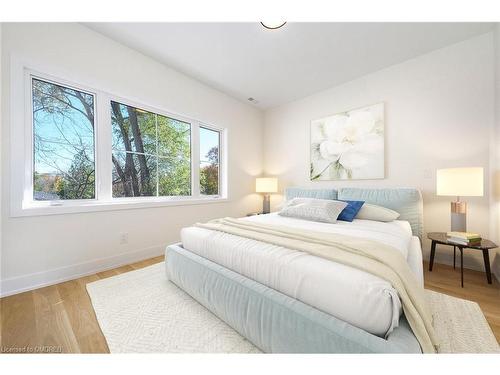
[32,78,95,201]
[31,76,223,205]
[199,127,220,195]
[111,101,191,197]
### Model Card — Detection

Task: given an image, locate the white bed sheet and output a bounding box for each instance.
[180,213,423,337]
[245,214,413,259]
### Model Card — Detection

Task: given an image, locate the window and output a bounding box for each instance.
[12,68,226,216]
[32,78,96,201]
[199,127,220,196]
[111,101,191,198]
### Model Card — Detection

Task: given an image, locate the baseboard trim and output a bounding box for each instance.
[492,255,500,283]
[0,245,165,298]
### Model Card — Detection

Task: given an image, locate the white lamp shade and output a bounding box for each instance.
[256,177,278,193]
[436,167,483,197]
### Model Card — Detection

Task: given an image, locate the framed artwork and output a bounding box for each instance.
[310,103,384,180]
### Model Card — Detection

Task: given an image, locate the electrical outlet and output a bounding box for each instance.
[119,232,129,245]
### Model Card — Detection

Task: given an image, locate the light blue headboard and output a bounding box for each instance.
[284,187,424,239]
[285,187,338,201]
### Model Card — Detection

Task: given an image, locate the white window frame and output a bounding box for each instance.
[199,124,223,198]
[28,74,99,206]
[10,60,228,217]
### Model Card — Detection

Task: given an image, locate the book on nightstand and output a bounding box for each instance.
[446,231,482,246]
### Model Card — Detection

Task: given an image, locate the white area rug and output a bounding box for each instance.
[87,263,260,353]
[426,289,499,353]
[86,262,499,353]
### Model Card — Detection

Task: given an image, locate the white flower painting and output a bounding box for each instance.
[310,103,384,180]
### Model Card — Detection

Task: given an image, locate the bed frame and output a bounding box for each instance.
[166,187,425,353]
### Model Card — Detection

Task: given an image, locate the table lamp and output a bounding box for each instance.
[256,177,278,214]
[436,167,483,232]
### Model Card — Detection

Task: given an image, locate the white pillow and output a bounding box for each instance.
[355,203,400,222]
[279,198,347,223]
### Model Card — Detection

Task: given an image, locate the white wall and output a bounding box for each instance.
[493,25,500,278]
[0,23,264,296]
[2,24,498,297]
[0,24,3,288]
[264,33,497,274]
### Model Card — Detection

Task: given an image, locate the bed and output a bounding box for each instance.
[165,187,427,353]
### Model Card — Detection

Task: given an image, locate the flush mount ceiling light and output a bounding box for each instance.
[260,21,286,30]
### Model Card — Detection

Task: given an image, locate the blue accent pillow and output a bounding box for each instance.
[337,200,365,222]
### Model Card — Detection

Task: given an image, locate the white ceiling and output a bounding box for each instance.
[85,22,494,109]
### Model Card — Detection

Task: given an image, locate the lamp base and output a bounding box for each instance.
[263,194,270,214]
[450,201,467,232]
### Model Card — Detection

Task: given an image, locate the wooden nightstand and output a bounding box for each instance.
[427,232,497,288]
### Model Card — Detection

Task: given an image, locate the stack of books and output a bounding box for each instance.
[446,232,482,246]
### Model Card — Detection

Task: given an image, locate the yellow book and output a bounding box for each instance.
[446,231,481,240]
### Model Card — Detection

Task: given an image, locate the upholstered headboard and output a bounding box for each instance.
[284,187,424,239]
[285,187,338,201]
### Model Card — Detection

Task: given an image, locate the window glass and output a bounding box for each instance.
[111,101,191,197]
[111,151,157,197]
[32,78,95,200]
[199,127,220,196]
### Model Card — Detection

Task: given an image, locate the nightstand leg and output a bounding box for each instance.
[453,246,456,269]
[460,247,464,288]
[429,241,436,271]
[482,249,492,284]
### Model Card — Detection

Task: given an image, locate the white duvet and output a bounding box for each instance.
[180,213,423,337]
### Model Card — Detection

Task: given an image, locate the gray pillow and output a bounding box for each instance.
[355,203,400,222]
[279,198,348,223]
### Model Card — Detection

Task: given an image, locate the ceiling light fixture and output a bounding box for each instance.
[260,21,286,30]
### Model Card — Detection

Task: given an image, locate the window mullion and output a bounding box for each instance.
[96,92,112,202]
[155,114,159,196]
[192,122,201,198]
[220,128,227,198]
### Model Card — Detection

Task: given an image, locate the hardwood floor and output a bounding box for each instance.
[1,256,499,353]
[0,256,163,353]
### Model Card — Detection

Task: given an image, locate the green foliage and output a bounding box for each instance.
[200,165,218,195]
[200,146,219,195]
[54,175,65,197]
[111,103,192,197]
[61,150,95,199]
[33,172,58,197]
[157,116,191,196]
[33,149,95,200]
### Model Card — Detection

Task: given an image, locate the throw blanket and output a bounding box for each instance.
[195,217,439,353]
